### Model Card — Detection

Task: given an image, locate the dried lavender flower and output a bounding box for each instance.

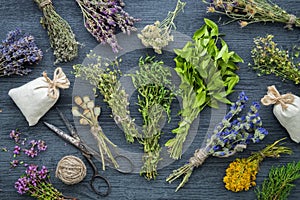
[34,0,78,64]
[75,0,139,53]
[249,34,300,84]
[167,92,269,191]
[138,0,186,54]
[0,29,43,76]
[203,0,300,29]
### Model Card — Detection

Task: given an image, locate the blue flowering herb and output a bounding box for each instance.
[166,92,269,191]
[0,29,43,77]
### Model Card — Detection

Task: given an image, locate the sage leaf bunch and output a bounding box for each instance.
[138,0,186,54]
[127,56,175,180]
[203,0,300,29]
[165,18,243,160]
[72,95,118,170]
[34,0,78,64]
[73,53,139,143]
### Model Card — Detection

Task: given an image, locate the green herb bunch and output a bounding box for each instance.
[256,161,300,200]
[128,56,175,180]
[138,0,186,54]
[72,95,118,171]
[34,0,78,64]
[73,53,139,143]
[165,18,242,159]
[249,34,300,84]
[203,0,300,29]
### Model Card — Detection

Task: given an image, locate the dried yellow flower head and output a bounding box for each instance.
[223,158,259,192]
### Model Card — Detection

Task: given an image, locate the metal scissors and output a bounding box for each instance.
[44,108,112,197]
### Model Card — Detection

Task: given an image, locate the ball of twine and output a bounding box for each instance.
[56,155,87,185]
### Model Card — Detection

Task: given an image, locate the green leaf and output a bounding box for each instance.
[192,92,206,108]
[212,93,231,104]
[230,53,244,63]
[193,25,208,40]
[208,99,219,109]
[204,18,219,36]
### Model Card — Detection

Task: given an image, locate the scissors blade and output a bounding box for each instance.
[44,121,81,149]
[56,107,80,140]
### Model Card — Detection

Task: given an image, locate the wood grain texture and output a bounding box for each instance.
[0,0,299,199]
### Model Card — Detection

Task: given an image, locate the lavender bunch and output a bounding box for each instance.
[166,92,269,191]
[15,164,76,200]
[0,29,43,77]
[203,0,300,29]
[138,0,186,54]
[76,0,139,53]
[34,0,78,64]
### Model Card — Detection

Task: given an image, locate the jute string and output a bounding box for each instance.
[285,14,296,29]
[261,85,294,109]
[39,0,52,9]
[56,155,87,185]
[43,67,70,99]
[189,148,208,167]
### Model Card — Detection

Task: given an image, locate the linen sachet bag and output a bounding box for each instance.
[261,85,300,143]
[8,67,70,126]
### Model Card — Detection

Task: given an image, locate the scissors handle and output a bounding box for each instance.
[90,174,111,197]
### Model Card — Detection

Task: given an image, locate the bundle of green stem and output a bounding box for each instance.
[165,18,242,160]
[72,96,118,171]
[73,53,139,143]
[128,56,175,180]
[203,0,300,29]
[256,161,300,200]
[34,0,78,64]
[138,0,186,54]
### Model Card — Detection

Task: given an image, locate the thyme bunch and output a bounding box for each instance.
[138,0,186,54]
[75,0,139,53]
[224,138,292,192]
[72,95,118,170]
[34,0,78,64]
[249,34,300,84]
[256,161,300,200]
[73,53,139,143]
[204,0,300,29]
[128,56,175,180]
[165,18,242,160]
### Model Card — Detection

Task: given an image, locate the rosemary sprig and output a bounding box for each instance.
[165,18,242,160]
[256,161,300,200]
[128,56,175,180]
[72,96,118,171]
[34,0,78,64]
[73,53,139,143]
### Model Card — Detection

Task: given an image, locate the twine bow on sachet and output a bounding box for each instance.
[43,67,70,99]
[261,85,294,109]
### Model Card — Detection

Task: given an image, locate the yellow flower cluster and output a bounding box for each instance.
[223,158,259,192]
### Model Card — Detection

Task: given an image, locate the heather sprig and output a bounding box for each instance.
[224,138,292,192]
[73,53,139,143]
[0,29,43,76]
[34,0,78,64]
[166,92,268,191]
[75,0,139,53]
[15,164,76,200]
[203,0,300,29]
[138,0,186,54]
[127,56,175,180]
[72,95,119,171]
[249,34,300,84]
[256,161,300,200]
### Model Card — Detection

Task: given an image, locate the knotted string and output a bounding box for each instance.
[43,67,70,99]
[39,0,52,9]
[56,155,87,185]
[285,14,296,29]
[261,85,294,109]
[189,148,208,167]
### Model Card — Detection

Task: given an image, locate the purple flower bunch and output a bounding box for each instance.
[76,0,139,53]
[23,140,47,158]
[207,91,268,157]
[15,164,67,199]
[0,29,43,77]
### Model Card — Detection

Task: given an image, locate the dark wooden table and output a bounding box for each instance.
[0,0,299,199]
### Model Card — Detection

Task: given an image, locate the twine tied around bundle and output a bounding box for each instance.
[261,85,294,109]
[56,155,87,185]
[43,67,70,99]
[38,0,52,9]
[189,148,208,168]
[285,14,297,29]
